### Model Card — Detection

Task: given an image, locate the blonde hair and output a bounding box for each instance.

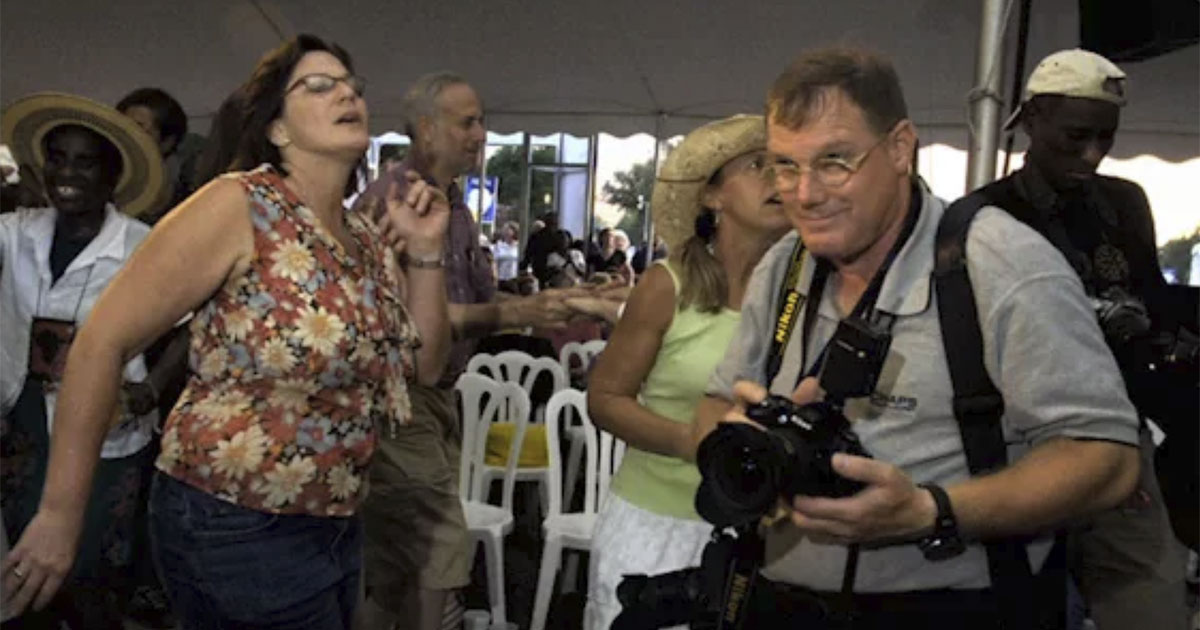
[676,170,727,314]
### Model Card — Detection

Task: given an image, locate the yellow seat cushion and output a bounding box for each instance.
[485,422,549,468]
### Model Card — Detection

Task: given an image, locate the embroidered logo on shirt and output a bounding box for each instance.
[869,392,918,412]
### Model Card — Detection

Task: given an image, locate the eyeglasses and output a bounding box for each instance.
[763,134,890,192]
[286,73,367,97]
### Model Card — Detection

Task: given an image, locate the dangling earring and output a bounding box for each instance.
[695,209,719,255]
[270,122,291,148]
[694,209,717,241]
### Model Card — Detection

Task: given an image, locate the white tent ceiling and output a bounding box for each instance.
[3,0,1197,160]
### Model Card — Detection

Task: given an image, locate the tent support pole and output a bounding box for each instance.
[965,0,1009,192]
[586,133,598,244]
[642,114,664,249]
[519,133,532,254]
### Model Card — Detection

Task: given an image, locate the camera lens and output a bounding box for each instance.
[726,446,766,494]
[696,424,783,527]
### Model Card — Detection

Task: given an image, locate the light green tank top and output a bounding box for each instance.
[607,260,740,520]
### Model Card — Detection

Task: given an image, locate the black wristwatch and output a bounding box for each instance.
[916,483,966,562]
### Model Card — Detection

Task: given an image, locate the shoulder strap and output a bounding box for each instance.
[933,194,1037,630]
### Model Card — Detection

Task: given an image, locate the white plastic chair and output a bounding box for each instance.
[466,351,568,514]
[467,350,568,414]
[530,389,625,630]
[456,373,532,628]
[558,339,607,381]
[558,340,608,509]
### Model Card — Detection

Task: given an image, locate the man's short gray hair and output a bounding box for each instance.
[402,71,469,140]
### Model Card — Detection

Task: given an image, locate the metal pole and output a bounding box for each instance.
[1001,0,1033,177]
[585,133,598,243]
[965,0,1009,192]
[642,114,664,247]
[518,133,532,253]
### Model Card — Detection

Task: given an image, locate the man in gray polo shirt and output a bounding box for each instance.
[694,47,1141,627]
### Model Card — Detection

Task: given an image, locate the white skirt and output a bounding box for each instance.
[586,493,713,630]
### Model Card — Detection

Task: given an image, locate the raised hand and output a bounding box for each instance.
[376,170,451,259]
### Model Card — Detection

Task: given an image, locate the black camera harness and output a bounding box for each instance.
[754,189,1040,629]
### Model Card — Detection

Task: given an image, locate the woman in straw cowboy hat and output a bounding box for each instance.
[584,114,791,630]
[2,34,451,629]
[0,91,169,627]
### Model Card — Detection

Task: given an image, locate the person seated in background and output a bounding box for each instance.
[585,114,791,629]
[0,92,170,629]
[631,234,668,275]
[522,211,566,286]
[116,87,201,221]
[586,226,613,274]
[492,220,521,284]
[608,227,632,260]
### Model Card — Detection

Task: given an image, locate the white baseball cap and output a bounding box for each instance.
[1003,49,1127,130]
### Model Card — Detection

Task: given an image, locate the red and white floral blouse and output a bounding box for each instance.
[157,165,418,516]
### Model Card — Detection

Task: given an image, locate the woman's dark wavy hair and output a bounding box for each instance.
[229,33,364,197]
[193,85,248,186]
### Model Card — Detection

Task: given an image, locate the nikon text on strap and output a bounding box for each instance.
[933,193,1036,630]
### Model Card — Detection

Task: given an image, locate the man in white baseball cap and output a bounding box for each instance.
[973,48,1194,630]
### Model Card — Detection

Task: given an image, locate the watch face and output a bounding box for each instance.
[920,536,966,562]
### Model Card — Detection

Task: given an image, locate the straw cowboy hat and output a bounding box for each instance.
[651,114,766,254]
[3,92,167,217]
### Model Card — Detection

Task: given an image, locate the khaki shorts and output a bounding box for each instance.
[361,383,469,609]
[1069,428,1189,630]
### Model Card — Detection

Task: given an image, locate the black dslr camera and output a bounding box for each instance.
[693,396,870,528]
[694,315,885,528]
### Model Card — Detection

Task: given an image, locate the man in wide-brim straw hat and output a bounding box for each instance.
[582,114,791,630]
[0,92,167,626]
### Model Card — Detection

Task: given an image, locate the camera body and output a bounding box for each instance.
[1091,286,1152,344]
[694,396,871,528]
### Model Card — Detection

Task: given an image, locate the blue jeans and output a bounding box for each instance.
[148,472,361,629]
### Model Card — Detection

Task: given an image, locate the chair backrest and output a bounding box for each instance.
[558,339,608,377]
[455,373,531,511]
[543,388,624,518]
[467,350,567,418]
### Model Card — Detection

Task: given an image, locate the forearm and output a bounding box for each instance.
[947,437,1139,539]
[448,301,502,340]
[688,395,734,463]
[407,266,451,386]
[39,332,125,520]
[588,390,691,460]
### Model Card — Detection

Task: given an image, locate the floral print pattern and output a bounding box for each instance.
[157,165,418,516]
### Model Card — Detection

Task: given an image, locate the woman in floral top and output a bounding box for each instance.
[3,35,451,629]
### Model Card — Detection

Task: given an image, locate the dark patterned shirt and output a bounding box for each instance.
[355,156,496,386]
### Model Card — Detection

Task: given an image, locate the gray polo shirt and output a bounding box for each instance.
[706,185,1139,592]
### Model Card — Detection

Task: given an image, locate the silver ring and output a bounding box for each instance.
[11,566,25,580]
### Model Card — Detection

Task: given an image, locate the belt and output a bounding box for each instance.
[761,581,999,628]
